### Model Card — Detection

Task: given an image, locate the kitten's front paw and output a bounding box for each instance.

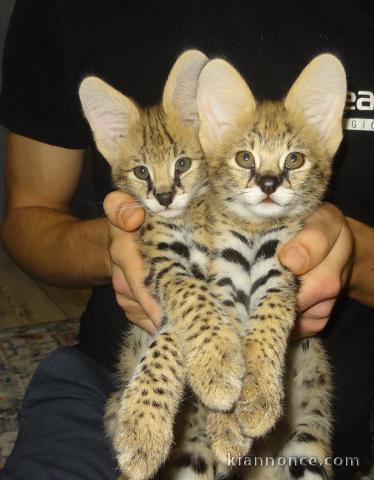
[113,395,173,480]
[236,376,283,438]
[207,410,252,464]
[186,324,245,411]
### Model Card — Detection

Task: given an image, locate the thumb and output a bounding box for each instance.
[279,225,339,275]
[104,191,145,232]
[279,204,344,275]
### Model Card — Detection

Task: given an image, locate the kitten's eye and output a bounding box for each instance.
[134,165,150,180]
[175,157,192,173]
[284,152,305,170]
[235,151,255,169]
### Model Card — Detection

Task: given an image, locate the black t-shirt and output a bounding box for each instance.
[1,0,373,371]
[1,2,374,474]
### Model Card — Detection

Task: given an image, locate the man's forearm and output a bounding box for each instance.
[347,217,374,308]
[1,206,111,288]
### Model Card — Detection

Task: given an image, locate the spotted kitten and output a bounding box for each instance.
[195,54,346,479]
[79,51,346,480]
[79,50,246,480]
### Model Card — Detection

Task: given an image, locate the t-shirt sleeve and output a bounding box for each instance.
[0,0,90,148]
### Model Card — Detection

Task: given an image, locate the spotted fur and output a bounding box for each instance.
[196,54,345,479]
[80,52,347,480]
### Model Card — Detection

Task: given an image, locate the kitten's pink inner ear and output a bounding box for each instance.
[197,59,256,153]
[79,76,140,162]
[285,54,347,157]
[162,50,209,127]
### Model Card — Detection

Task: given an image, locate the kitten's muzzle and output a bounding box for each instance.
[156,191,174,207]
[257,175,281,195]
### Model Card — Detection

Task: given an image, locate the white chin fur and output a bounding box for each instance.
[250,201,292,218]
[158,208,184,218]
[143,193,191,218]
[226,186,300,222]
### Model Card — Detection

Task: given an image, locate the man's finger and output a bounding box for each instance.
[115,295,157,335]
[297,225,351,311]
[111,263,135,300]
[130,284,162,328]
[104,190,145,232]
[292,316,329,339]
[299,298,337,318]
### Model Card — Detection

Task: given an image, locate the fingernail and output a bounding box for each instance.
[281,247,309,273]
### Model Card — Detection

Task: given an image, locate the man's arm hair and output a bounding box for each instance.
[347,217,374,308]
[1,133,111,287]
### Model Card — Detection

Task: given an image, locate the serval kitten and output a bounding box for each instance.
[195,54,346,479]
[79,50,246,480]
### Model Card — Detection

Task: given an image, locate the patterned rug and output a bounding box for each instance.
[0,319,79,468]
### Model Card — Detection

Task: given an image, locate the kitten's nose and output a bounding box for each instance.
[258,176,280,195]
[156,191,174,207]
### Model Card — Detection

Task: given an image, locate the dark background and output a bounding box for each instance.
[0,0,15,219]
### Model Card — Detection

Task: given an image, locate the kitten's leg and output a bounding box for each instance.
[239,340,332,480]
[278,338,333,480]
[235,254,298,438]
[111,324,185,480]
[163,396,215,480]
[105,326,149,439]
[148,256,246,411]
[207,409,253,465]
[208,254,297,460]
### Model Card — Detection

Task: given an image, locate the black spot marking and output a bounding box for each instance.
[192,241,209,254]
[297,432,317,442]
[235,289,249,306]
[217,277,234,288]
[303,379,315,389]
[301,338,310,351]
[151,256,170,265]
[289,459,327,479]
[230,230,252,247]
[155,221,181,231]
[250,269,282,296]
[175,453,208,474]
[261,225,287,236]
[169,241,190,259]
[191,263,205,280]
[221,248,250,271]
[155,262,186,290]
[254,239,280,261]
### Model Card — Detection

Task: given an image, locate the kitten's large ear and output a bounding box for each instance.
[197,59,256,155]
[79,77,140,162]
[285,54,347,157]
[162,50,209,128]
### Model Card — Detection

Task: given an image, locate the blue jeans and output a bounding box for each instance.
[0,347,118,480]
[1,333,372,480]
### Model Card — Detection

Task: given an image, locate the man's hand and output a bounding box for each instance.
[104,191,161,335]
[278,203,353,337]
